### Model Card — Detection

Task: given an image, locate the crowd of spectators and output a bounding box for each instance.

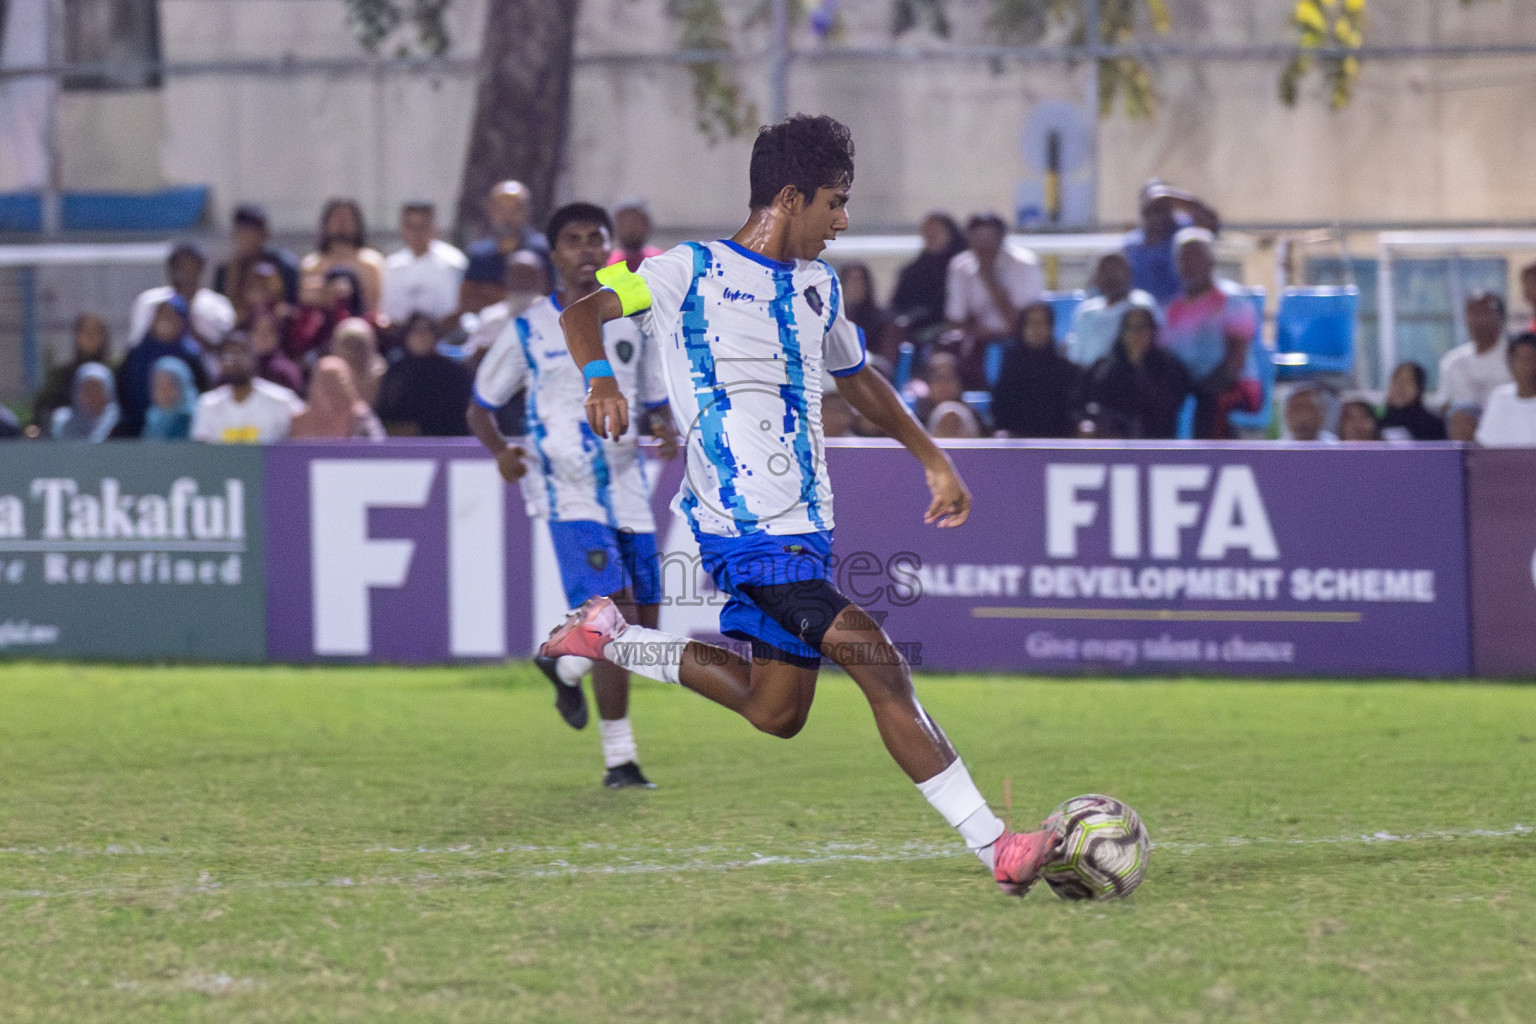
[5,175,1536,449]
[6,180,567,444]
[830,179,1536,447]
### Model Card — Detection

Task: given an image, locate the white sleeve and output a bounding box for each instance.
[637,325,670,410]
[472,318,531,410]
[826,274,867,378]
[631,244,699,318]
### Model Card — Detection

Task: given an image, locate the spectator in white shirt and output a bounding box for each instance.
[381,201,467,328]
[1438,291,1512,411]
[192,332,304,444]
[943,213,1044,388]
[946,214,1043,336]
[1475,332,1536,447]
[128,242,236,359]
[1066,252,1160,367]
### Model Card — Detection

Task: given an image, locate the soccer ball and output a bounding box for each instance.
[1039,794,1150,900]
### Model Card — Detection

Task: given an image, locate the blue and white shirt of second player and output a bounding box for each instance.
[598,240,867,539]
[473,293,667,534]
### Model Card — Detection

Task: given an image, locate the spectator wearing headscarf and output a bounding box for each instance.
[249,314,306,397]
[142,357,198,441]
[1066,253,1160,367]
[376,313,471,436]
[127,241,235,359]
[891,212,965,337]
[50,363,120,442]
[1380,362,1446,441]
[31,313,112,431]
[836,261,895,373]
[291,356,384,439]
[990,301,1082,439]
[1078,306,1191,439]
[287,266,366,365]
[1337,396,1382,442]
[331,317,387,409]
[115,295,210,437]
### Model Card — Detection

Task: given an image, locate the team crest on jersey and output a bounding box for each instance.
[587,549,609,571]
[803,285,824,316]
[615,340,634,364]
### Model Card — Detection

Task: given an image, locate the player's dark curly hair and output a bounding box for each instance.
[546,202,613,247]
[748,114,855,210]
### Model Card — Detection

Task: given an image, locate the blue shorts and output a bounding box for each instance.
[695,530,835,665]
[548,520,661,609]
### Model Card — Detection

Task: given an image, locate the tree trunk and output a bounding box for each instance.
[455,0,580,237]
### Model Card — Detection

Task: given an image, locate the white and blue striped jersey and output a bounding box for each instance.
[615,240,867,539]
[473,294,667,532]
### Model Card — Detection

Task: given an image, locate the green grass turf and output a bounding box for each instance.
[0,664,1532,1023]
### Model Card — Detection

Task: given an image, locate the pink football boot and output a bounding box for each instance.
[539,596,628,661]
[992,827,1063,896]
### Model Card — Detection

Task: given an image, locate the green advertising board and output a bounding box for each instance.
[0,445,265,660]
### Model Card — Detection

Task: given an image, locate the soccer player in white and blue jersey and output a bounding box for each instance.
[467,202,677,789]
[544,117,1062,894]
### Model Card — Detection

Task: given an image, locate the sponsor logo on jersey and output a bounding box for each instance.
[722,288,757,303]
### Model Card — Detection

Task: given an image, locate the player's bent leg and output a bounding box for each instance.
[819,602,955,783]
[783,586,1060,890]
[542,597,816,739]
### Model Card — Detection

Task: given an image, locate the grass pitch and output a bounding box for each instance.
[1,664,1532,1023]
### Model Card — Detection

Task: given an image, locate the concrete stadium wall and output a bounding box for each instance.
[46,0,1536,235]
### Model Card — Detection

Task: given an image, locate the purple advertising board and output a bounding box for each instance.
[265,441,532,662]
[1466,449,1536,678]
[814,441,1470,676]
[262,439,1471,676]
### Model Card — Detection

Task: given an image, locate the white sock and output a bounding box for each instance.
[599,717,639,768]
[555,656,592,686]
[607,624,686,685]
[915,758,1007,869]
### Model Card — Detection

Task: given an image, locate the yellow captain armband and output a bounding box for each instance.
[595,263,653,316]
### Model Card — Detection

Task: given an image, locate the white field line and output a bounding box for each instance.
[0,825,1529,902]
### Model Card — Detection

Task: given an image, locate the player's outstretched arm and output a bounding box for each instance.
[560,288,629,439]
[466,402,527,483]
[835,365,971,528]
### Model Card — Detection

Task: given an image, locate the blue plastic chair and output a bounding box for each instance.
[1227,287,1276,434]
[893,341,916,390]
[1273,286,1359,380]
[1174,395,1197,440]
[1043,290,1086,346]
[961,390,993,427]
[984,340,1009,388]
